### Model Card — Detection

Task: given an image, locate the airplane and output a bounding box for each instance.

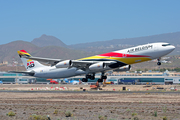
[15,42,175,82]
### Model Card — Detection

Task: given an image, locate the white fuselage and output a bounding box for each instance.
[32,42,175,78]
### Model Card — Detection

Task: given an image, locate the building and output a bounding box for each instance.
[0,72,48,84]
[1,72,180,85]
[107,76,180,85]
[71,75,180,85]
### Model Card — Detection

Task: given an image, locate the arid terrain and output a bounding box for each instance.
[0,84,180,120]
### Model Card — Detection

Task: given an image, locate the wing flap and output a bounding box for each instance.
[71,60,117,68]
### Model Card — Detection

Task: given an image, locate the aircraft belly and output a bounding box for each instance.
[34,68,84,78]
[109,57,152,64]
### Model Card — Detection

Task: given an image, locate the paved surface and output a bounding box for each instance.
[0,90,180,94]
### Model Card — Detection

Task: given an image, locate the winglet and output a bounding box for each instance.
[17,50,31,58]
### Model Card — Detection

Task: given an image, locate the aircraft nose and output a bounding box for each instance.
[171,45,175,50]
[168,45,175,52]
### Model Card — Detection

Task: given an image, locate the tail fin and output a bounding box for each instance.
[17,50,45,71]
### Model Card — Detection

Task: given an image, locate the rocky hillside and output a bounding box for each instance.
[0,41,91,63]
[69,32,180,54]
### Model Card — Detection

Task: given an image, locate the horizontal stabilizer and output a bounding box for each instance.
[22,56,62,66]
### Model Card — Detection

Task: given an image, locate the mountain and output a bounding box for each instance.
[69,32,180,54]
[31,34,67,48]
[30,32,180,55]
[0,41,39,63]
[70,32,180,48]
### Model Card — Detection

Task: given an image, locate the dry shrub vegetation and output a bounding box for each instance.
[0,85,180,119]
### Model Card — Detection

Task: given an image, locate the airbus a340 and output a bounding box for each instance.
[15,42,175,82]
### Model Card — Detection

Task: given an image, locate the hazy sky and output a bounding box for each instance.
[0,0,180,45]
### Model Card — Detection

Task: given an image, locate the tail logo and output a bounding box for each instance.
[27,61,35,69]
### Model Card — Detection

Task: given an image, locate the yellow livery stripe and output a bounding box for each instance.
[78,55,152,65]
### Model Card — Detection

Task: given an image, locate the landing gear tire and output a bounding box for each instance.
[101,76,107,79]
[98,79,103,82]
[86,74,95,80]
[90,76,95,80]
[157,62,161,66]
[82,78,88,82]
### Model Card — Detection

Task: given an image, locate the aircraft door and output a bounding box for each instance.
[153,44,158,51]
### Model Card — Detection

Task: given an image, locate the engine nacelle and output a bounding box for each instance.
[55,60,72,68]
[89,62,105,71]
[113,65,131,72]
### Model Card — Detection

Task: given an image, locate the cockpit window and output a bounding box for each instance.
[162,44,171,46]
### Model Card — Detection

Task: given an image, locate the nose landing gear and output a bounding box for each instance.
[157,62,161,66]
[157,58,161,66]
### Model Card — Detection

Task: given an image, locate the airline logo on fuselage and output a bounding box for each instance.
[127,45,153,53]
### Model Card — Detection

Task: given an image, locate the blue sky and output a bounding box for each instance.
[0,0,180,45]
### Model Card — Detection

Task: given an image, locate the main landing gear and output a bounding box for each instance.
[82,73,107,83]
[82,74,95,82]
[97,72,107,82]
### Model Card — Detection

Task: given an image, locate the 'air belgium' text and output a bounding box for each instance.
[127,45,153,53]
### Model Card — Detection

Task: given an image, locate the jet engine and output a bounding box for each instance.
[113,65,131,72]
[55,60,72,68]
[89,62,105,71]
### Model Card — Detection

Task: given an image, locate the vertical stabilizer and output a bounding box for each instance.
[17,50,45,71]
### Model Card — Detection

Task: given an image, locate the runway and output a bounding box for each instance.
[0,90,180,94]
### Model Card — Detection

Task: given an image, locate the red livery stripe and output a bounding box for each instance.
[98,52,150,58]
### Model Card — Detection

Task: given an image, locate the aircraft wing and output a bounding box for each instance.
[23,55,117,68]
[23,56,62,66]
[22,56,117,69]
